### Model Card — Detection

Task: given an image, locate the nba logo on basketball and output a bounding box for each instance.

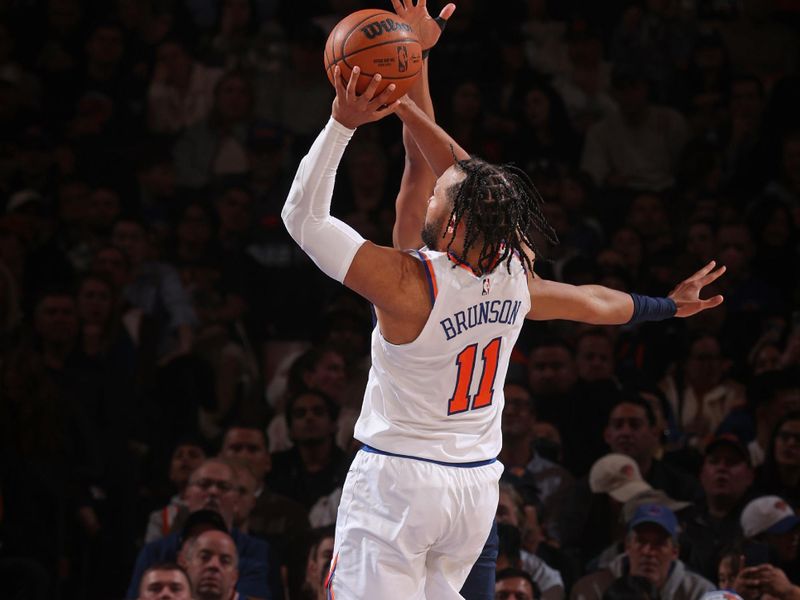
[482,278,491,295]
[397,46,408,72]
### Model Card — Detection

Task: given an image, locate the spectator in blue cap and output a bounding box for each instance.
[572,504,714,600]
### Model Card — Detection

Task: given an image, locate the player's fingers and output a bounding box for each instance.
[363,73,382,100]
[418,0,427,11]
[374,99,400,118]
[390,0,404,14]
[699,264,726,286]
[439,3,456,22]
[701,295,725,310]
[690,260,717,280]
[346,66,360,100]
[333,66,346,97]
[369,83,396,108]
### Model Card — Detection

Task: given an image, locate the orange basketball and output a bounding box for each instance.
[324,9,422,104]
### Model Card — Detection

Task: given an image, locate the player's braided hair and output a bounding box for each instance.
[443,157,558,275]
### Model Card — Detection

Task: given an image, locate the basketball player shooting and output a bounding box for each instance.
[282,2,725,598]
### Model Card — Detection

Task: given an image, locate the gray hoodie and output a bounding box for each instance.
[570,553,715,600]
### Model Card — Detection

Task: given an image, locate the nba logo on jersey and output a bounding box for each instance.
[482,277,491,295]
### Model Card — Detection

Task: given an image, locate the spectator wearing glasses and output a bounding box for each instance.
[126,458,279,599]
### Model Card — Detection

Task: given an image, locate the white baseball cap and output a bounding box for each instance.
[741,495,800,538]
[589,453,651,503]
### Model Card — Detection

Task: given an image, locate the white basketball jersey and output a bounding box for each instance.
[354,249,531,463]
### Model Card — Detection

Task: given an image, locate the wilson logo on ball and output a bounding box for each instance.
[360,18,413,40]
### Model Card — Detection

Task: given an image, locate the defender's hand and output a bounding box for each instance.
[390,0,455,50]
[331,66,398,129]
[668,260,726,317]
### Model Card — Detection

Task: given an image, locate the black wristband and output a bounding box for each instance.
[421,17,448,60]
[627,293,677,324]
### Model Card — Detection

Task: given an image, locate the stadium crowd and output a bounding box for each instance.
[0,0,799,599]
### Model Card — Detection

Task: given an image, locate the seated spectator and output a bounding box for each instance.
[601,575,658,600]
[137,563,193,600]
[147,36,223,135]
[500,381,574,543]
[680,434,755,582]
[145,438,208,542]
[266,345,348,452]
[755,411,800,509]
[580,67,689,192]
[267,389,349,510]
[299,526,335,600]
[659,332,745,445]
[220,424,308,540]
[740,495,800,581]
[180,528,244,600]
[571,504,715,599]
[496,567,541,600]
[741,368,800,467]
[496,522,564,600]
[173,70,255,189]
[127,459,278,599]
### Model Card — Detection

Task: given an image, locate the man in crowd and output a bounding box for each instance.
[137,563,192,600]
[181,529,242,600]
[126,458,277,598]
[680,434,755,581]
[571,504,715,599]
[495,567,540,600]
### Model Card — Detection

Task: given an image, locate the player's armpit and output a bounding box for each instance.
[526,277,634,325]
[343,242,430,319]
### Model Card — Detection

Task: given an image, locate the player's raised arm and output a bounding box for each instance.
[390,0,455,249]
[526,260,726,324]
[281,68,430,320]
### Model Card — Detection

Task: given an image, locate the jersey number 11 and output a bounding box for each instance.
[448,337,502,415]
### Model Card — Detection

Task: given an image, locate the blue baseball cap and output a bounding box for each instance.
[628,503,679,539]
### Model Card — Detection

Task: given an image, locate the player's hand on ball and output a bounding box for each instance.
[668,260,726,317]
[390,0,455,51]
[332,66,399,129]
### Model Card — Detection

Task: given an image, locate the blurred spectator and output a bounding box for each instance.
[507,78,581,172]
[580,67,689,192]
[174,70,255,189]
[496,522,564,600]
[500,381,574,544]
[180,528,241,600]
[609,0,696,105]
[571,504,714,599]
[267,345,348,452]
[267,389,349,509]
[659,332,745,443]
[496,566,541,600]
[603,397,701,501]
[145,439,207,543]
[552,19,616,134]
[137,563,193,600]
[147,36,223,135]
[745,368,800,467]
[756,411,800,509]
[740,495,800,582]
[111,217,196,361]
[299,526,334,600]
[127,459,277,599]
[680,434,754,581]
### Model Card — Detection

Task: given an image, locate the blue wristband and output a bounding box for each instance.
[627,293,677,324]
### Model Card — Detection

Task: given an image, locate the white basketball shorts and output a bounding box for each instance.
[326,447,503,599]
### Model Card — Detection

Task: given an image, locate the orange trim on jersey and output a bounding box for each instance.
[447,249,504,276]
[416,251,438,302]
[325,552,339,599]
